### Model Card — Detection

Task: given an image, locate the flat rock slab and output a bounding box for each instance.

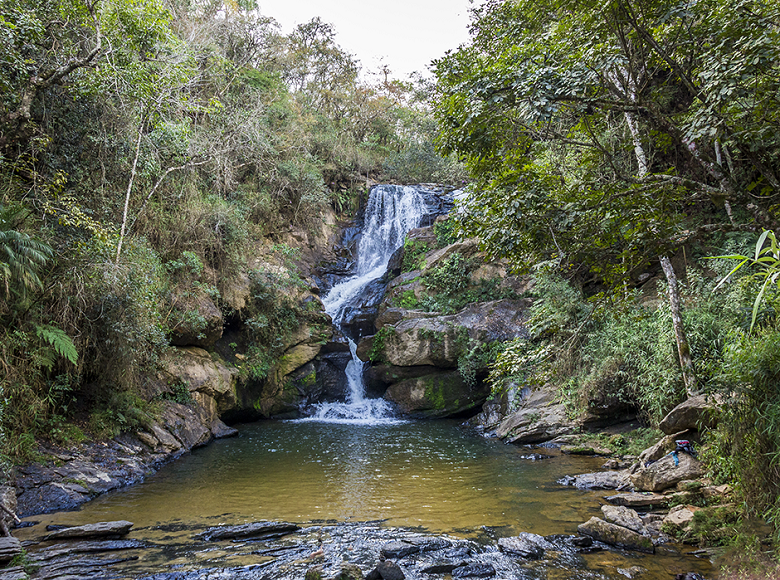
[0,567,27,580]
[558,471,629,490]
[45,520,134,540]
[577,517,654,554]
[604,493,669,509]
[31,539,147,561]
[451,563,496,578]
[381,541,420,559]
[196,521,300,541]
[420,560,465,574]
[0,536,23,562]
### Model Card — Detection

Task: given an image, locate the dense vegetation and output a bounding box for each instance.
[0,0,463,463]
[432,0,780,562]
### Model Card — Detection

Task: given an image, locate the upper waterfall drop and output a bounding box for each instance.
[301,184,430,425]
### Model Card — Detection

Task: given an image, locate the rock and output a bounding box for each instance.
[571,535,593,547]
[336,562,365,580]
[0,536,22,562]
[497,533,552,559]
[372,300,530,367]
[383,371,489,418]
[305,565,324,580]
[617,566,647,579]
[663,505,700,531]
[495,386,571,444]
[380,541,420,559]
[366,560,404,580]
[701,484,732,501]
[558,470,630,490]
[420,561,463,574]
[636,430,696,466]
[45,520,134,540]
[168,290,223,348]
[0,486,18,534]
[0,566,27,580]
[659,395,719,435]
[451,563,496,577]
[211,419,238,439]
[196,521,300,541]
[604,493,669,509]
[561,445,613,456]
[629,452,704,492]
[577,517,654,553]
[601,505,646,535]
[406,537,452,552]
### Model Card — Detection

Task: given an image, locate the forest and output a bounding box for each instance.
[2,0,780,575]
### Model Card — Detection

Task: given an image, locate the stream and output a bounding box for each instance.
[13,185,715,579]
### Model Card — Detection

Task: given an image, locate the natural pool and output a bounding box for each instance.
[18,420,715,579]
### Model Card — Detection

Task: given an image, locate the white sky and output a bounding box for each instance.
[257,0,476,80]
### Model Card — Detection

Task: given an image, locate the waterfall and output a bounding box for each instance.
[300,184,428,425]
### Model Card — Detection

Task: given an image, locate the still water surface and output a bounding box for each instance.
[19,421,714,578]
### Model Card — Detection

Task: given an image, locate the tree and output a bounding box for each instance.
[432,0,780,392]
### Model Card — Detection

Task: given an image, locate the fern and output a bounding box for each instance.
[35,324,78,365]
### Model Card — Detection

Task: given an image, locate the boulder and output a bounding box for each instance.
[629,452,704,492]
[158,347,239,416]
[636,430,697,466]
[497,533,552,559]
[577,517,654,553]
[380,541,420,559]
[662,505,699,531]
[659,395,719,435]
[383,371,489,418]
[168,291,223,348]
[600,505,646,535]
[336,563,365,580]
[366,560,404,580]
[495,387,571,444]
[0,537,22,562]
[45,520,134,540]
[370,300,530,367]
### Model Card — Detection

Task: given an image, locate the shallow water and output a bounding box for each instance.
[18,421,716,579]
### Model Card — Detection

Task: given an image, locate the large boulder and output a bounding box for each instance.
[367,300,530,368]
[577,517,654,553]
[383,371,489,418]
[495,387,571,444]
[659,395,719,435]
[601,505,646,535]
[160,347,238,415]
[629,452,704,492]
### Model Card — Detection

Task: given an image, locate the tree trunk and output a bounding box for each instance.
[659,255,697,396]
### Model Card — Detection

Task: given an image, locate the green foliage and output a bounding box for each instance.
[368,326,395,363]
[433,219,460,248]
[34,324,78,367]
[0,204,53,300]
[401,238,430,272]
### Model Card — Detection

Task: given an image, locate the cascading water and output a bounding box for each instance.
[300,184,428,425]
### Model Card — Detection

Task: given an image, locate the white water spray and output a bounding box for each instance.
[300,185,428,425]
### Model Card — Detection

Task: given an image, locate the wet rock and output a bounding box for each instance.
[406,537,452,552]
[211,420,238,439]
[336,562,365,580]
[571,535,593,548]
[629,452,704,492]
[383,371,489,419]
[0,536,22,562]
[31,539,147,560]
[659,395,719,435]
[45,520,134,540]
[366,560,404,580]
[558,470,630,490]
[451,563,496,577]
[380,540,420,559]
[196,521,300,541]
[617,566,647,578]
[305,565,324,580]
[604,493,669,509]
[601,505,646,535]
[420,561,463,574]
[577,517,654,553]
[497,532,552,559]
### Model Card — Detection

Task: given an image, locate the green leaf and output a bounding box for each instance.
[35,324,78,365]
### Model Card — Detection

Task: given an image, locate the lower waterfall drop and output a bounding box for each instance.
[301,184,428,425]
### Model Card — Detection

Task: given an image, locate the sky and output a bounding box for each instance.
[257,0,476,79]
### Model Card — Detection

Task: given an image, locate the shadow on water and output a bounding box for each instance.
[16,421,715,579]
